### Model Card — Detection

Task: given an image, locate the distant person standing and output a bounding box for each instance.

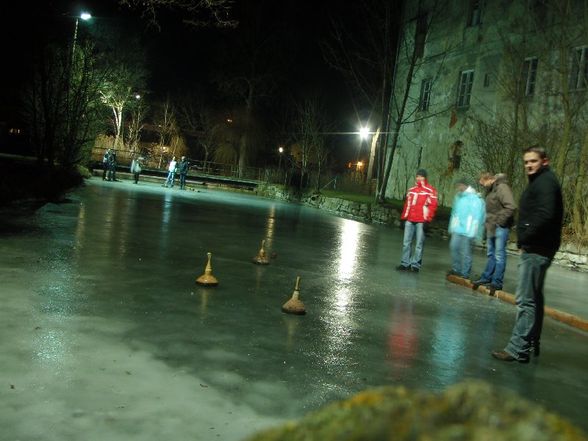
[447,178,485,279]
[473,172,516,292]
[164,156,177,188]
[396,169,438,273]
[178,156,189,190]
[107,150,117,181]
[492,146,563,364]
[130,155,143,184]
[102,149,111,180]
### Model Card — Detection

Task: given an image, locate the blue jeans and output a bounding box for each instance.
[400,221,425,269]
[505,252,551,360]
[165,171,175,187]
[449,233,473,278]
[179,173,187,189]
[479,226,509,288]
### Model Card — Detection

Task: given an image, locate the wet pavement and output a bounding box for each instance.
[1,177,587,441]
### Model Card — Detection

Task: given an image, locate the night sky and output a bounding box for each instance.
[0,0,372,163]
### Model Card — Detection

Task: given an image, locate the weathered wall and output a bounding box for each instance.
[387,0,588,205]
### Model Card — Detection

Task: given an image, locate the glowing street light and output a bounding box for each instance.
[278,146,284,170]
[72,11,92,59]
[359,126,370,140]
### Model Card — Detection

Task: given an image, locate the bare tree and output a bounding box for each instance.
[118,0,237,28]
[99,64,145,150]
[377,0,452,202]
[24,42,104,167]
[467,0,588,246]
[291,99,329,191]
[322,0,396,186]
[152,97,181,168]
[125,96,148,155]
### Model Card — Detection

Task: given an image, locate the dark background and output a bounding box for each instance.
[0,0,372,163]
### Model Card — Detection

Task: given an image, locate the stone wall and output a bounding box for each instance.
[255,183,588,272]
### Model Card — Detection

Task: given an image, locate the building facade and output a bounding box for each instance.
[386,0,588,207]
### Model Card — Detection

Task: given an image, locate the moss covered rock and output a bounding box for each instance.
[246,381,586,441]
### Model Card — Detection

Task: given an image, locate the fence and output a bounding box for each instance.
[91,146,376,194]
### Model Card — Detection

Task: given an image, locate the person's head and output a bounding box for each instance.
[455,177,470,193]
[523,145,549,176]
[416,168,427,183]
[172,156,176,161]
[479,171,495,188]
[181,156,186,161]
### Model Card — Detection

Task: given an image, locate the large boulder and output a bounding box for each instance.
[246,380,586,441]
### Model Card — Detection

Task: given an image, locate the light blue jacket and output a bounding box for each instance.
[449,187,486,239]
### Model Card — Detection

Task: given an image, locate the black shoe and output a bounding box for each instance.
[487,284,501,296]
[491,350,529,364]
[531,341,540,357]
[410,267,420,273]
[472,278,490,289]
[396,265,410,271]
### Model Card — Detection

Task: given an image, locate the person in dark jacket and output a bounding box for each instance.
[492,146,563,364]
[396,169,438,273]
[178,156,190,190]
[107,150,117,181]
[473,172,517,292]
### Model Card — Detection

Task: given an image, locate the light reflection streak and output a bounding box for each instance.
[159,192,173,250]
[264,205,276,250]
[73,203,86,261]
[336,219,360,281]
[431,307,466,383]
[387,297,418,378]
[321,219,363,359]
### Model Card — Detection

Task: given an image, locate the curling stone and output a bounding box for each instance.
[252,239,270,265]
[196,252,219,286]
[281,276,306,315]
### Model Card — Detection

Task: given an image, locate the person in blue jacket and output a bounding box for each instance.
[447,178,486,279]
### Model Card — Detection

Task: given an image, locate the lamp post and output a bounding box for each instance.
[278,146,284,170]
[72,12,92,61]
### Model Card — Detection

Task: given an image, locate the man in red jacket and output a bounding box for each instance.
[396,169,438,273]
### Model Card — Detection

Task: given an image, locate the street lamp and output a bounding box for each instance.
[278,146,284,169]
[72,11,92,60]
[359,126,370,140]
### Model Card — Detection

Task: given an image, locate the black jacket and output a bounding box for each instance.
[516,166,563,258]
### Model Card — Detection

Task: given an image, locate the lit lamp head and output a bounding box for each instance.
[359,127,370,140]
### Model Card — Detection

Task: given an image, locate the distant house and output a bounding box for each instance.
[385,0,588,205]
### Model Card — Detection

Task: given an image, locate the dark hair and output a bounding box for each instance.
[523,145,548,159]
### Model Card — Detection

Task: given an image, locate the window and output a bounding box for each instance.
[483,73,491,87]
[414,12,428,58]
[457,70,475,108]
[570,47,588,90]
[467,0,482,27]
[523,57,538,96]
[418,78,432,111]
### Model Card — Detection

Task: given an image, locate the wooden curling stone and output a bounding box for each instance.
[282,276,306,315]
[252,239,270,265]
[196,252,219,286]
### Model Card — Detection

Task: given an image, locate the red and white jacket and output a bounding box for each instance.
[401,180,438,223]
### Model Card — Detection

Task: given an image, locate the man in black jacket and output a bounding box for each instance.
[492,146,563,363]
